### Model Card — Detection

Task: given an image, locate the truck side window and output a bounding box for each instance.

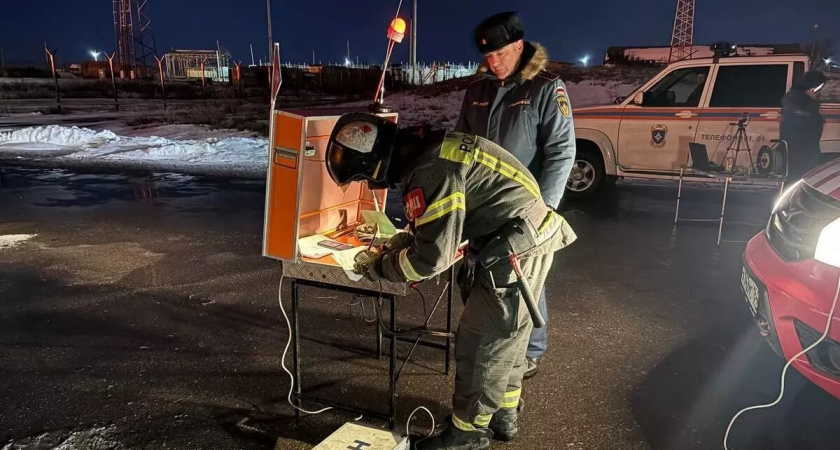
[642,66,710,108]
[708,64,788,108]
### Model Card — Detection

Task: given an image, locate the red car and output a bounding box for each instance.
[742,158,840,399]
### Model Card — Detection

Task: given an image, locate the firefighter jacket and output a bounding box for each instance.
[455,42,576,209]
[780,89,826,176]
[377,131,576,284]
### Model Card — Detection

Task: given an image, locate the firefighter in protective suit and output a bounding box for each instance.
[324,112,576,449]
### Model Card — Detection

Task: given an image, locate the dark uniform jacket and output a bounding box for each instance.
[378,131,576,283]
[455,42,576,209]
[780,89,825,178]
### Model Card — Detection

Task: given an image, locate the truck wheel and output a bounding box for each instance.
[566,150,607,199]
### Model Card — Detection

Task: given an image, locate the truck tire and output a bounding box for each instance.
[565,147,609,199]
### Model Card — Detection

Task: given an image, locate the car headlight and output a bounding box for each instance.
[815,216,840,268]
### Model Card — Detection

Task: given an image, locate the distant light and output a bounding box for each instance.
[579,55,590,67]
[825,57,833,65]
[90,50,100,61]
[345,58,351,67]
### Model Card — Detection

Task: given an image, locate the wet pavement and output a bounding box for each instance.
[2,166,840,450]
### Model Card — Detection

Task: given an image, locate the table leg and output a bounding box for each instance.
[446,266,454,375]
[376,299,383,360]
[291,279,302,422]
[718,177,731,246]
[388,295,397,430]
[675,167,684,224]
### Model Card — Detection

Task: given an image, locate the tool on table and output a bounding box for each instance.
[366,224,379,252]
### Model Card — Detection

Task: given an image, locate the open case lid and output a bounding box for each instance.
[262,107,397,264]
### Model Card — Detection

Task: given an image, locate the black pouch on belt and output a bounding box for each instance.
[476,217,537,268]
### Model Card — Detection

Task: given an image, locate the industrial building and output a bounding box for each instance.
[164,49,231,82]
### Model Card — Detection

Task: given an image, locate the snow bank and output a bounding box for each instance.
[0,125,268,177]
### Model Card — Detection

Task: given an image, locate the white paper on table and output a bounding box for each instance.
[297,234,335,259]
[332,246,367,271]
[343,269,364,281]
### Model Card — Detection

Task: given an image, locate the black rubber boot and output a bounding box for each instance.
[488,407,519,442]
[412,424,493,450]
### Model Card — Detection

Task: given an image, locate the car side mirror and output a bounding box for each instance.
[633,92,644,106]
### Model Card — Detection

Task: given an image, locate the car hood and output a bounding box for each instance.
[803,160,840,201]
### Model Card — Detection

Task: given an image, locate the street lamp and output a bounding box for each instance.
[579,55,589,67]
[90,50,100,61]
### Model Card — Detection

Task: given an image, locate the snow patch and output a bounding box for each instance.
[1,425,124,450]
[0,234,37,250]
[0,125,268,177]
[0,126,117,148]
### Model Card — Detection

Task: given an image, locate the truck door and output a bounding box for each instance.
[617,65,709,172]
[694,63,790,168]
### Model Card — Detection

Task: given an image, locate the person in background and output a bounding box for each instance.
[780,70,827,180]
[455,11,576,380]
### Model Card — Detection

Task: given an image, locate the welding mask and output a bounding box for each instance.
[326,113,398,190]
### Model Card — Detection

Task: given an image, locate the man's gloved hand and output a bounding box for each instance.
[353,250,382,281]
[382,232,413,253]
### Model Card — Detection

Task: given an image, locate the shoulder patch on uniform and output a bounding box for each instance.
[555,86,571,118]
[404,188,427,221]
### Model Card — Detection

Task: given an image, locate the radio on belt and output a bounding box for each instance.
[261,107,398,264]
[298,422,408,450]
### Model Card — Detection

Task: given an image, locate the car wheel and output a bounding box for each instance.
[565,150,608,199]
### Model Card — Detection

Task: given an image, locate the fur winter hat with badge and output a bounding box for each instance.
[473,11,524,54]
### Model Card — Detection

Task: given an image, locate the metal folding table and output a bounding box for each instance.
[282,260,456,430]
[674,165,786,245]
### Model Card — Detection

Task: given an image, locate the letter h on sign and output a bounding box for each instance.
[347,440,371,450]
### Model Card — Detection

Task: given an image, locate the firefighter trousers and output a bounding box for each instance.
[451,248,555,431]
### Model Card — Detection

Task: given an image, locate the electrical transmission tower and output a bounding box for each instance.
[134,0,158,71]
[668,0,695,63]
[113,0,157,76]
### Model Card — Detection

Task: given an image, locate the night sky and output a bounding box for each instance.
[0,0,838,66]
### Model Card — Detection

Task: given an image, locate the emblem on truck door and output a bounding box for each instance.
[650,124,668,148]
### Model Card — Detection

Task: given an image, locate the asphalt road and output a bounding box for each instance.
[2,166,840,450]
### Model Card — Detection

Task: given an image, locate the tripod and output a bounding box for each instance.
[721,113,754,175]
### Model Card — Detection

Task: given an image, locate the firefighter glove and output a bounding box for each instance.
[353,250,383,281]
[382,232,414,253]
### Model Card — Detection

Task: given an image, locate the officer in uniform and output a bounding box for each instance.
[324,112,576,449]
[781,70,827,179]
[456,11,576,379]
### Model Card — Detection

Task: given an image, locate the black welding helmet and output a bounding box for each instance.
[326,112,398,188]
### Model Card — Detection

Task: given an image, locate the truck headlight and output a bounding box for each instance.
[815,217,840,269]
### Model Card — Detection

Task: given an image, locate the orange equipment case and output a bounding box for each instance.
[262,107,398,265]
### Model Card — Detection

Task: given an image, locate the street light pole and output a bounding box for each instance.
[266,0,273,64]
[412,0,417,71]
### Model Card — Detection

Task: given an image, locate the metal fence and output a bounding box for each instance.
[397,62,478,85]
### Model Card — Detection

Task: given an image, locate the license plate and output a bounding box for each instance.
[741,266,760,317]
